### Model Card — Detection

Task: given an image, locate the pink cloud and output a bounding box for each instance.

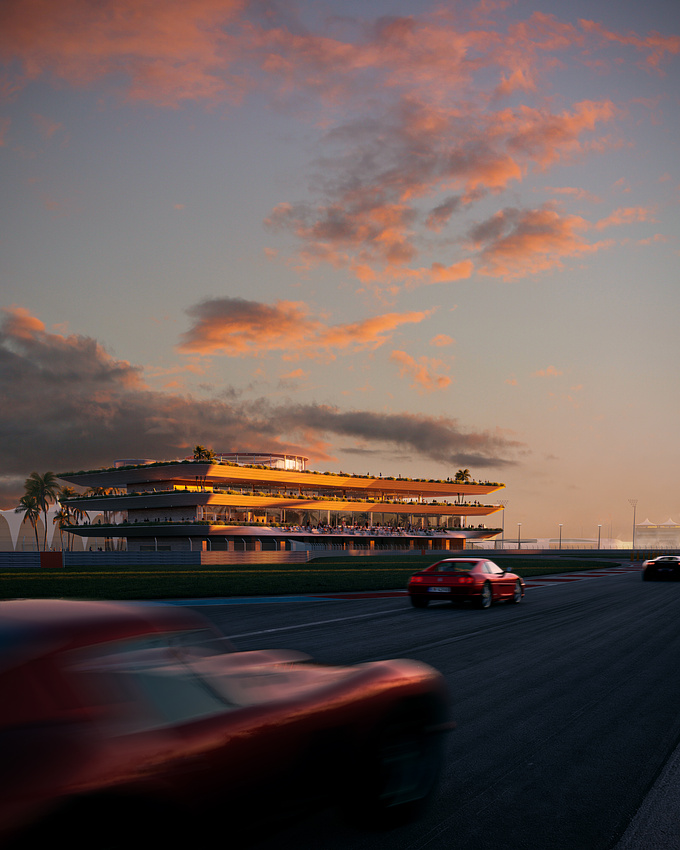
[390,350,452,392]
[637,234,667,246]
[470,205,616,279]
[533,365,563,378]
[504,100,620,170]
[594,206,658,230]
[178,297,435,359]
[265,90,619,288]
[32,113,65,140]
[0,0,248,106]
[579,19,680,74]
[281,368,308,380]
[2,2,672,294]
[545,186,602,204]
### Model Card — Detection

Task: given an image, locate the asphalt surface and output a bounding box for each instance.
[189,565,680,850]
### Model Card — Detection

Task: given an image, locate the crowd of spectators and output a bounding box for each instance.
[279,522,492,535]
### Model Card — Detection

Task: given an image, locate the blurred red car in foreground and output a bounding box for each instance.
[0,599,449,848]
[408,558,525,609]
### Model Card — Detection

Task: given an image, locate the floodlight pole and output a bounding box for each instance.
[498,500,508,550]
[628,499,638,551]
[558,523,563,550]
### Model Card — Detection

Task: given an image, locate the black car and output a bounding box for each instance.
[642,555,680,580]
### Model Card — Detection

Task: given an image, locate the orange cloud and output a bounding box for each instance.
[281,368,308,380]
[178,297,435,359]
[2,2,669,293]
[265,88,619,288]
[427,260,475,284]
[594,206,658,230]
[637,234,667,246]
[471,205,616,279]
[504,100,620,170]
[0,0,248,106]
[1,305,45,339]
[545,186,602,204]
[430,334,454,347]
[390,350,451,392]
[579,19,680,74]
[533,365,563,378]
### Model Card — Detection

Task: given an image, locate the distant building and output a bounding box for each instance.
[635,518,680,549]
[56,453,506,553]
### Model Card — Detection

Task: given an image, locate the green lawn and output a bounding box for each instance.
[0,555,623,600]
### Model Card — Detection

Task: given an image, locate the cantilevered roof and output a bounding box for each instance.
[59,461,504,499]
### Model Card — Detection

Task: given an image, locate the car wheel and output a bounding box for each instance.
[476,582,492,609]
[344,702,445,829]
[411,596,429,608]
[512,580,522,603]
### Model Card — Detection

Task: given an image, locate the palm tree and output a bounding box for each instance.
[193,445,215,461]
[57,486,89,550]
[15,493,41,552]
[52,508,70,551]
[24,471,61,550]
[453,469,472,505]
[58,486,76,551]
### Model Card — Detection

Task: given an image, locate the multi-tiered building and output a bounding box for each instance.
[58,453,505,553]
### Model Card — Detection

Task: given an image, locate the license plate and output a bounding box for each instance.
[429,587,451,593]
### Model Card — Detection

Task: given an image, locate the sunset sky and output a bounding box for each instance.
[1,0,679,540]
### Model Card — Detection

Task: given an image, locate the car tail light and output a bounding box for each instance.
[455,576,474,584]
[410,576,424,583]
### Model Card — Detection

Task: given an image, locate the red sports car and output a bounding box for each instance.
[408,558,525,609]
[0,599,449,849]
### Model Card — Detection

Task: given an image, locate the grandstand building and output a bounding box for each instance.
[635,518,680,549]
[57,453,505,553]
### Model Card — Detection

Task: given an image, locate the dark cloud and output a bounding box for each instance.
[270,404,523,468]
[426,196,462,231]
[0,308,523,507]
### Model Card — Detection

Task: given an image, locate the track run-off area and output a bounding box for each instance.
[186,564,679,850]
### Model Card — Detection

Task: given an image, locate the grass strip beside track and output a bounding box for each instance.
[0,556,623,601]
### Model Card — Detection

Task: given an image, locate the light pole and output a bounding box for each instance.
[498,500,508,550]
[628,499,638,550]
[517,522,522,550]
[597,524,602,550]
[558,523,563,550]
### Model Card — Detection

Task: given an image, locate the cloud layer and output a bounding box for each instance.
[0,307,522,504]
[2,2,675,288]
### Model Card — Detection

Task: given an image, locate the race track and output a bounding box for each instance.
[191,565,680,850]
